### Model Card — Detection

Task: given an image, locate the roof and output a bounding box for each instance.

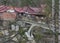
[15,6,42,14]
[0,5,45,15]
[0,5,10,12]
[15,7,24,13]
[0,5,42,14]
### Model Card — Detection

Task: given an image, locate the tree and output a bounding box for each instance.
[1,0,9,5]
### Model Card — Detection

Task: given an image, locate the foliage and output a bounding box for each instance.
[33,33,43,40]
[0,0,44,7]
[44,29,53,35]
[18,27,25,36]
[1,0,9,5]
[18,27,28,40]
[44,0,52,18]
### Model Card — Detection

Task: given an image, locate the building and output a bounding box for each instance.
[0,5,16,27]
